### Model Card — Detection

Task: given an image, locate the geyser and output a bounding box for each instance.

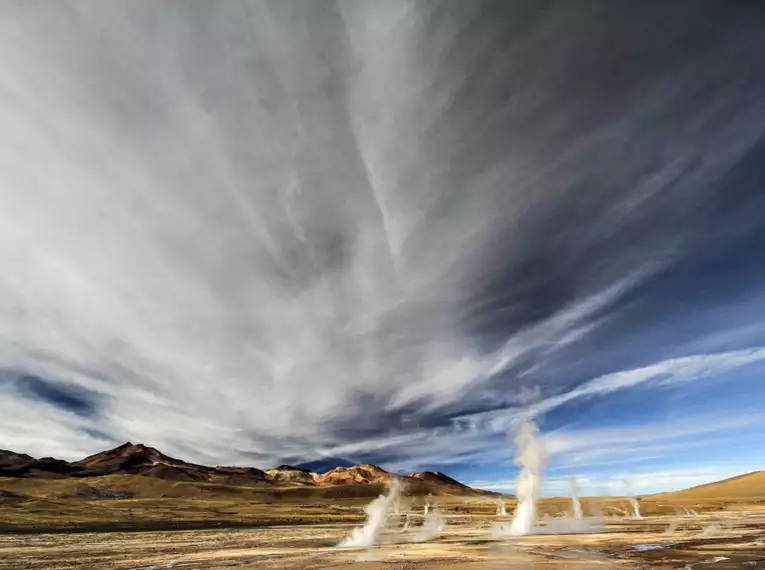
[339,478,403,547]
[631,497,643,520]
[507,420,548,536]
[496,498,507,517]
[413,507,446,542]
[571,477,583,520]
[623,481,643,520]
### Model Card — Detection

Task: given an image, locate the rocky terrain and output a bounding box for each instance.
[0,443,484,495]
[0,442,500,533]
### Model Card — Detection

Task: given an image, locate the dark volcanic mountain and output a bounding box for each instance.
[0,450,35,471]
[73,442,212,481]
[213,465,267,484]
[72,442,267,483]
[0,444,480,495]
[410,471,471,489]
[0,449,78,478]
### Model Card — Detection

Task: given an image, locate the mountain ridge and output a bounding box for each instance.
[0,444,480,494]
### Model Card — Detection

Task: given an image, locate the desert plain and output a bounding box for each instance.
[2,492,765,569]
[2,443,765,569]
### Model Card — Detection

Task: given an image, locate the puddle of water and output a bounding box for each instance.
[632,543,672,551]
[684,555,730,569]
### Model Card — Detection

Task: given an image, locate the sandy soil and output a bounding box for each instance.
[1,509,764,569]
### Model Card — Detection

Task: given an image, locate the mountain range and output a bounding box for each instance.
[0,442,479,495]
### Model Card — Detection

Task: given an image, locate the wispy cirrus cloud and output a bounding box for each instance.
[1,2,765,484]
[459,347,765,433]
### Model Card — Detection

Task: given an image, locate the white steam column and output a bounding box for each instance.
[571,477,583,520]
[508,420,548,536]
[496,498,507,516]
[339,478,403,547]
[630,497,643,520]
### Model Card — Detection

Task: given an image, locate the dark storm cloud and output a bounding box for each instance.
[13,374,101,418]
[1,0,765,467]
[453,1,765,340]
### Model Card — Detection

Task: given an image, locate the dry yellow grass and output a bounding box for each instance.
[652,470,765,502]
[2,507,765,570]
[4,470,763,533]
[0,474,498,532]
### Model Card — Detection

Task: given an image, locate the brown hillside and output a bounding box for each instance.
[315,464,389,485]
[652,470,765,501]
[0,450,35,468]
[70,443,268,486]
[213,466,267,484]
[266,465,317,485]
[410,471,470,489]
[72,442,211,477]
[0,450,78,478]
[0,444,481,497]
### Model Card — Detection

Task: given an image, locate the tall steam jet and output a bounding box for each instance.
[339,478,404,547]
[571,478,584,520]
[496,498,507,517]
[507,420,548,536]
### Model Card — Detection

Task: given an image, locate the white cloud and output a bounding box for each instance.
[0,3,763,472]
[544,413,764,458]
[459,347,765,434]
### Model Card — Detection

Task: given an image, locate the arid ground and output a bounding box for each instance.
[2,498,765,569]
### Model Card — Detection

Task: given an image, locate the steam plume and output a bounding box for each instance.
[496,497,507,517]
[571,477,583,520]
[623,481,643,520]
[413,507,445,543]
[507,420,548,536]
[339,477,403,547]
[630,497,643,520]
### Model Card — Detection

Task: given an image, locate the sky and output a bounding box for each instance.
[2,1,765,497]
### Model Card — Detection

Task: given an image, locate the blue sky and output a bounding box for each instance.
[1,2,765,497]
[466,360,765,496]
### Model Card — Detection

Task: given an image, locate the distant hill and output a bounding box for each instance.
[265,465,316,485]
[652,470,765,501]
[0,449,79,478]
[71,442,268,484]
[0,443,486,499]
[410,471,471,490]
[315,464,389,485]
[74,442,212,480]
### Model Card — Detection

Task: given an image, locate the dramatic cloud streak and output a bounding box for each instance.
[1,1,765,488]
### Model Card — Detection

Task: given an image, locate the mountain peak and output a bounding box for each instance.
[0,449,76,477]
[410,471,468,488]
[113,442,154,454]
[1,444,478,495]
[0,449,36,470]
[266,465,316,485]
[71,442,190,477]
[315,463,390,485]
